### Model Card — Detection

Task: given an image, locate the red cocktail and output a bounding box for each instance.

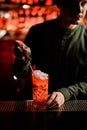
[32,70,48,110]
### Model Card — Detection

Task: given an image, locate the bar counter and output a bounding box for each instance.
[0,100,87,130]
[0,100,87,112]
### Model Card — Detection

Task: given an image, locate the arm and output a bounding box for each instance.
[47,63,87,107]
[13,40,31,79]
[46,82,87,108]
[47,81,87,108]
[58,82,87,101]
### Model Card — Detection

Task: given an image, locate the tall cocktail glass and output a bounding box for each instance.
[32,70,48,110]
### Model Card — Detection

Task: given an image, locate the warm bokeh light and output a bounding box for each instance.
[0,0,60,36]
[13,75,18,80]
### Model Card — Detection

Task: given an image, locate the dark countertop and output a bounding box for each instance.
[0,100,87,130]
[0,100,87,112]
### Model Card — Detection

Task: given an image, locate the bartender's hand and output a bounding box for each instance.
[14,40,31,63]
[46,92,65,108]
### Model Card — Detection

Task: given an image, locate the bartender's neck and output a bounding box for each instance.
[58,16,79,30]
[58,18,78,30]
[62,23,77,30]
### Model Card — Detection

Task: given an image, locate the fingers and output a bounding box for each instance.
[14,40,31,62]
[14,40,31,55]
[14,40,24,57]
[23,46,31,56]
[14,40,25,47]
[55,94,63,107]
[47,92,56,105]
[46,92,65,109]
[46,92,57,109]
[14,46,23,57]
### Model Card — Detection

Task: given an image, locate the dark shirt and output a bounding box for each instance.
[14,18,87,101]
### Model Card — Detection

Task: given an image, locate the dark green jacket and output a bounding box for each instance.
[13,18,87,101]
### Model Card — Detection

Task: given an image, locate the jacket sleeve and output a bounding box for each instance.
[58,58,87,101]
[58,82,87,101]
[58,27,87,101]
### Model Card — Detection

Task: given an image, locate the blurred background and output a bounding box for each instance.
[0,0,87,100]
